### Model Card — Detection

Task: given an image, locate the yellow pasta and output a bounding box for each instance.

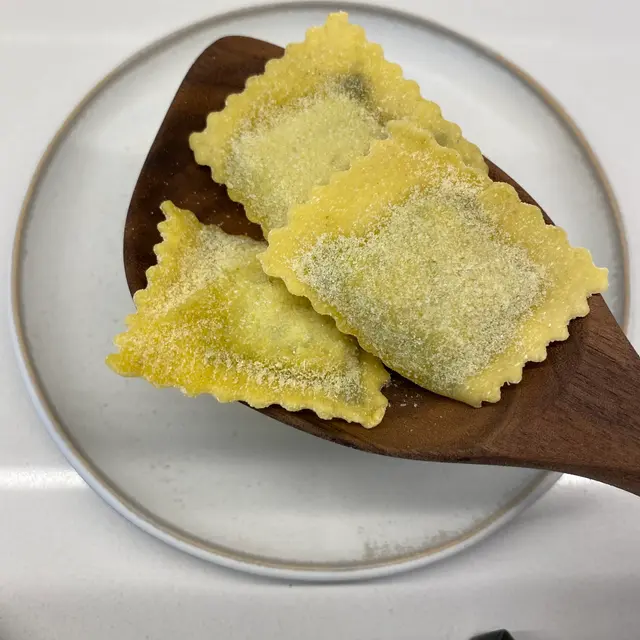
[190,11,486,236]
[261,121,608,406]
[107,202,389,427]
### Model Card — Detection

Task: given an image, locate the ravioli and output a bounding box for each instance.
[260,121,609,406]
[107,202,389,427]
[189,11,486,236]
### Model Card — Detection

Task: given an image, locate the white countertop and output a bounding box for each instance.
[1,1,639,638]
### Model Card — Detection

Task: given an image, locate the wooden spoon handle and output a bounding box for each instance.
[480,295,640,495]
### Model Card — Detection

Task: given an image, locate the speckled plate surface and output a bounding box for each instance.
[10,2,627,581]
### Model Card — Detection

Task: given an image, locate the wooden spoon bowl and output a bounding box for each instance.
[124,36,640,495]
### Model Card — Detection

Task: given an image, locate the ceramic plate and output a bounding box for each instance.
[10,2,627,581]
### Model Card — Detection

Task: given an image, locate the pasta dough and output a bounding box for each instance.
[260,121,609,406]
[190,11,486,236]
[107,202,389,427]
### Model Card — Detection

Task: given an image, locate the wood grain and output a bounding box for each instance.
[124,36,640,495]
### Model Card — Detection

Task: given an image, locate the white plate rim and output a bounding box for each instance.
[8,0,629,582]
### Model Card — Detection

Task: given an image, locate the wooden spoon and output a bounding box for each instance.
[123,36,640,495]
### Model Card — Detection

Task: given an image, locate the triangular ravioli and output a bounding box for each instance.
[261,121,609,406]
[190,11,486,236]
[107,202,389,427]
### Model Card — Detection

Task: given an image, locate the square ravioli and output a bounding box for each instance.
[107,202,389,427]
[261,121,609,406]
[189,11,486,236]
